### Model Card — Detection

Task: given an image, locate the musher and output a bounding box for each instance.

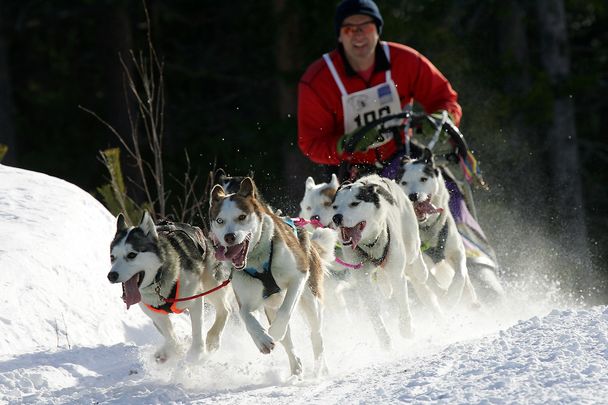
[297,0,505,300]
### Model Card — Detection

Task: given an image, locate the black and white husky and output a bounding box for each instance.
[397,149,479,308]
[107,212,231,362]
[332,174,443,346]
[209,177,336,377]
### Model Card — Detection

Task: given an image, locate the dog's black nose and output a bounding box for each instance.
[310,215,320,221]
[107,271,119,283]
[408,193,418,202]
[224,233,236,245]
[332,214,343,226]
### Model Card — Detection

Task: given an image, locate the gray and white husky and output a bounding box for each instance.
[397,148,479,308]
[209,177,336,377]
[107,212,231,362]
[332,174,443,347]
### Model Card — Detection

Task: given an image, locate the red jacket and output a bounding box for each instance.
[298,41,462,165]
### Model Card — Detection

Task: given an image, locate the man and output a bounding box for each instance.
[297,0,505,302]
[298,0,461,179]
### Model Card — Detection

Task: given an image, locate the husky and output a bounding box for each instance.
[397,148,479,308]
[213,168,254,194]
[332,174,443,346]
[209,177,336,377]
[298,173,359,320]
[299,173,340,229]
[107,212,231,362]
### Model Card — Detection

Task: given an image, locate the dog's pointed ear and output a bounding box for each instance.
[139,211,158,239]
[238,177,255,198]
[400,155,412,165]
[116,213,128,232]
[330,173,340,189]
[422,148,434,166]
[210,184,226,205]
[305,176,315,190]
[214,168,227,184]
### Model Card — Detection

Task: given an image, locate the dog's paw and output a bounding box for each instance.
[185,342,205,363]
[313,358,329,378]
[268,322,287,342]
[206,335,221,353]
[290,356,303,376]
[399,317,415,339]
[253,331,275,354]
[154,342,180,363]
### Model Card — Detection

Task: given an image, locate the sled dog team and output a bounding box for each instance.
[108,151,480,376]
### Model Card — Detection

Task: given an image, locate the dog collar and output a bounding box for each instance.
[356,226,390,268]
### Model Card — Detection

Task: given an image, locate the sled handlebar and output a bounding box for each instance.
[343,111,469,158]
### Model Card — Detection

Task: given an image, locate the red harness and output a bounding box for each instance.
[145,278,185,314]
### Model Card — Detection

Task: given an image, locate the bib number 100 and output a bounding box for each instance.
[353,106,391,128]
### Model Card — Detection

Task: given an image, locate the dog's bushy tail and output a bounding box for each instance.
[311,228,337,265]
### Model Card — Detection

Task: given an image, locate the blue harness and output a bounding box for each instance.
[243,218,298,299]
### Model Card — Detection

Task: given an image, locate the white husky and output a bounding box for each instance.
[298,173,358,320]
[107,212,231,362]
[332,174,443,346]
[209,177,336,376]
[397,149,479,308]
[299,173,340,229]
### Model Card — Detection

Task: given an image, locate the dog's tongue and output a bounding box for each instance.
[122,275,141,310]
[214,244,228,261]
[342,223,364,249]
[414,198,443,219]
[225,243,247,269]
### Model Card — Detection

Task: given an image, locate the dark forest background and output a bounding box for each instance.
[0,1,606,298]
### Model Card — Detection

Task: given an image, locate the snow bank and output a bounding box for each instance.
[0,164,148,356]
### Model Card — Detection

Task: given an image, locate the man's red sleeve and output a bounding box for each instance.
[406,51,462,126]
[297,81,343,165]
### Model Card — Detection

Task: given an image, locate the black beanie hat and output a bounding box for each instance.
[334,0,384,37]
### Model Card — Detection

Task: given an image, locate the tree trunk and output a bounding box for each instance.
[97,4,133,147]
[536,0,592,277]
[496,2,547,209]
[0,2,17,165]
[274,0,315,214]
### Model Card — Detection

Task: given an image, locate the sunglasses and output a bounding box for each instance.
[340,20,376,36]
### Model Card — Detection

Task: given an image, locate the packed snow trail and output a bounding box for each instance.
[1,164,606,404]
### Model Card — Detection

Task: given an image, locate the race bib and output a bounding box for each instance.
[323,42,403,150]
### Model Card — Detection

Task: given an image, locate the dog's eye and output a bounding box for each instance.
[110,255,115,262]
[238,214,246,221]
[332,205,337,209]
[127,252,137,259]
[349,202,360,208]
[306,206,311,211]
[401,181,407,185]
[216,218,224,225]
[420,177,428,183]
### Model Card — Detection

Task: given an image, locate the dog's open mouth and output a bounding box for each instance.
[413,197,443,222]
[213,234,251,270]
[122,271,144,310]
[340,221,366,249]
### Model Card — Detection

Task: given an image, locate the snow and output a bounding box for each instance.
[1,163,607,404]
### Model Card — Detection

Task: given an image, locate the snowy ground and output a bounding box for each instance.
[1,163,607,404]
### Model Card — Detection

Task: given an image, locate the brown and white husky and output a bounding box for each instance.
[209,177,336,377]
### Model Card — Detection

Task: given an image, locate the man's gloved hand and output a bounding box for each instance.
[418,110,452,139]
[337,127,382,154]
